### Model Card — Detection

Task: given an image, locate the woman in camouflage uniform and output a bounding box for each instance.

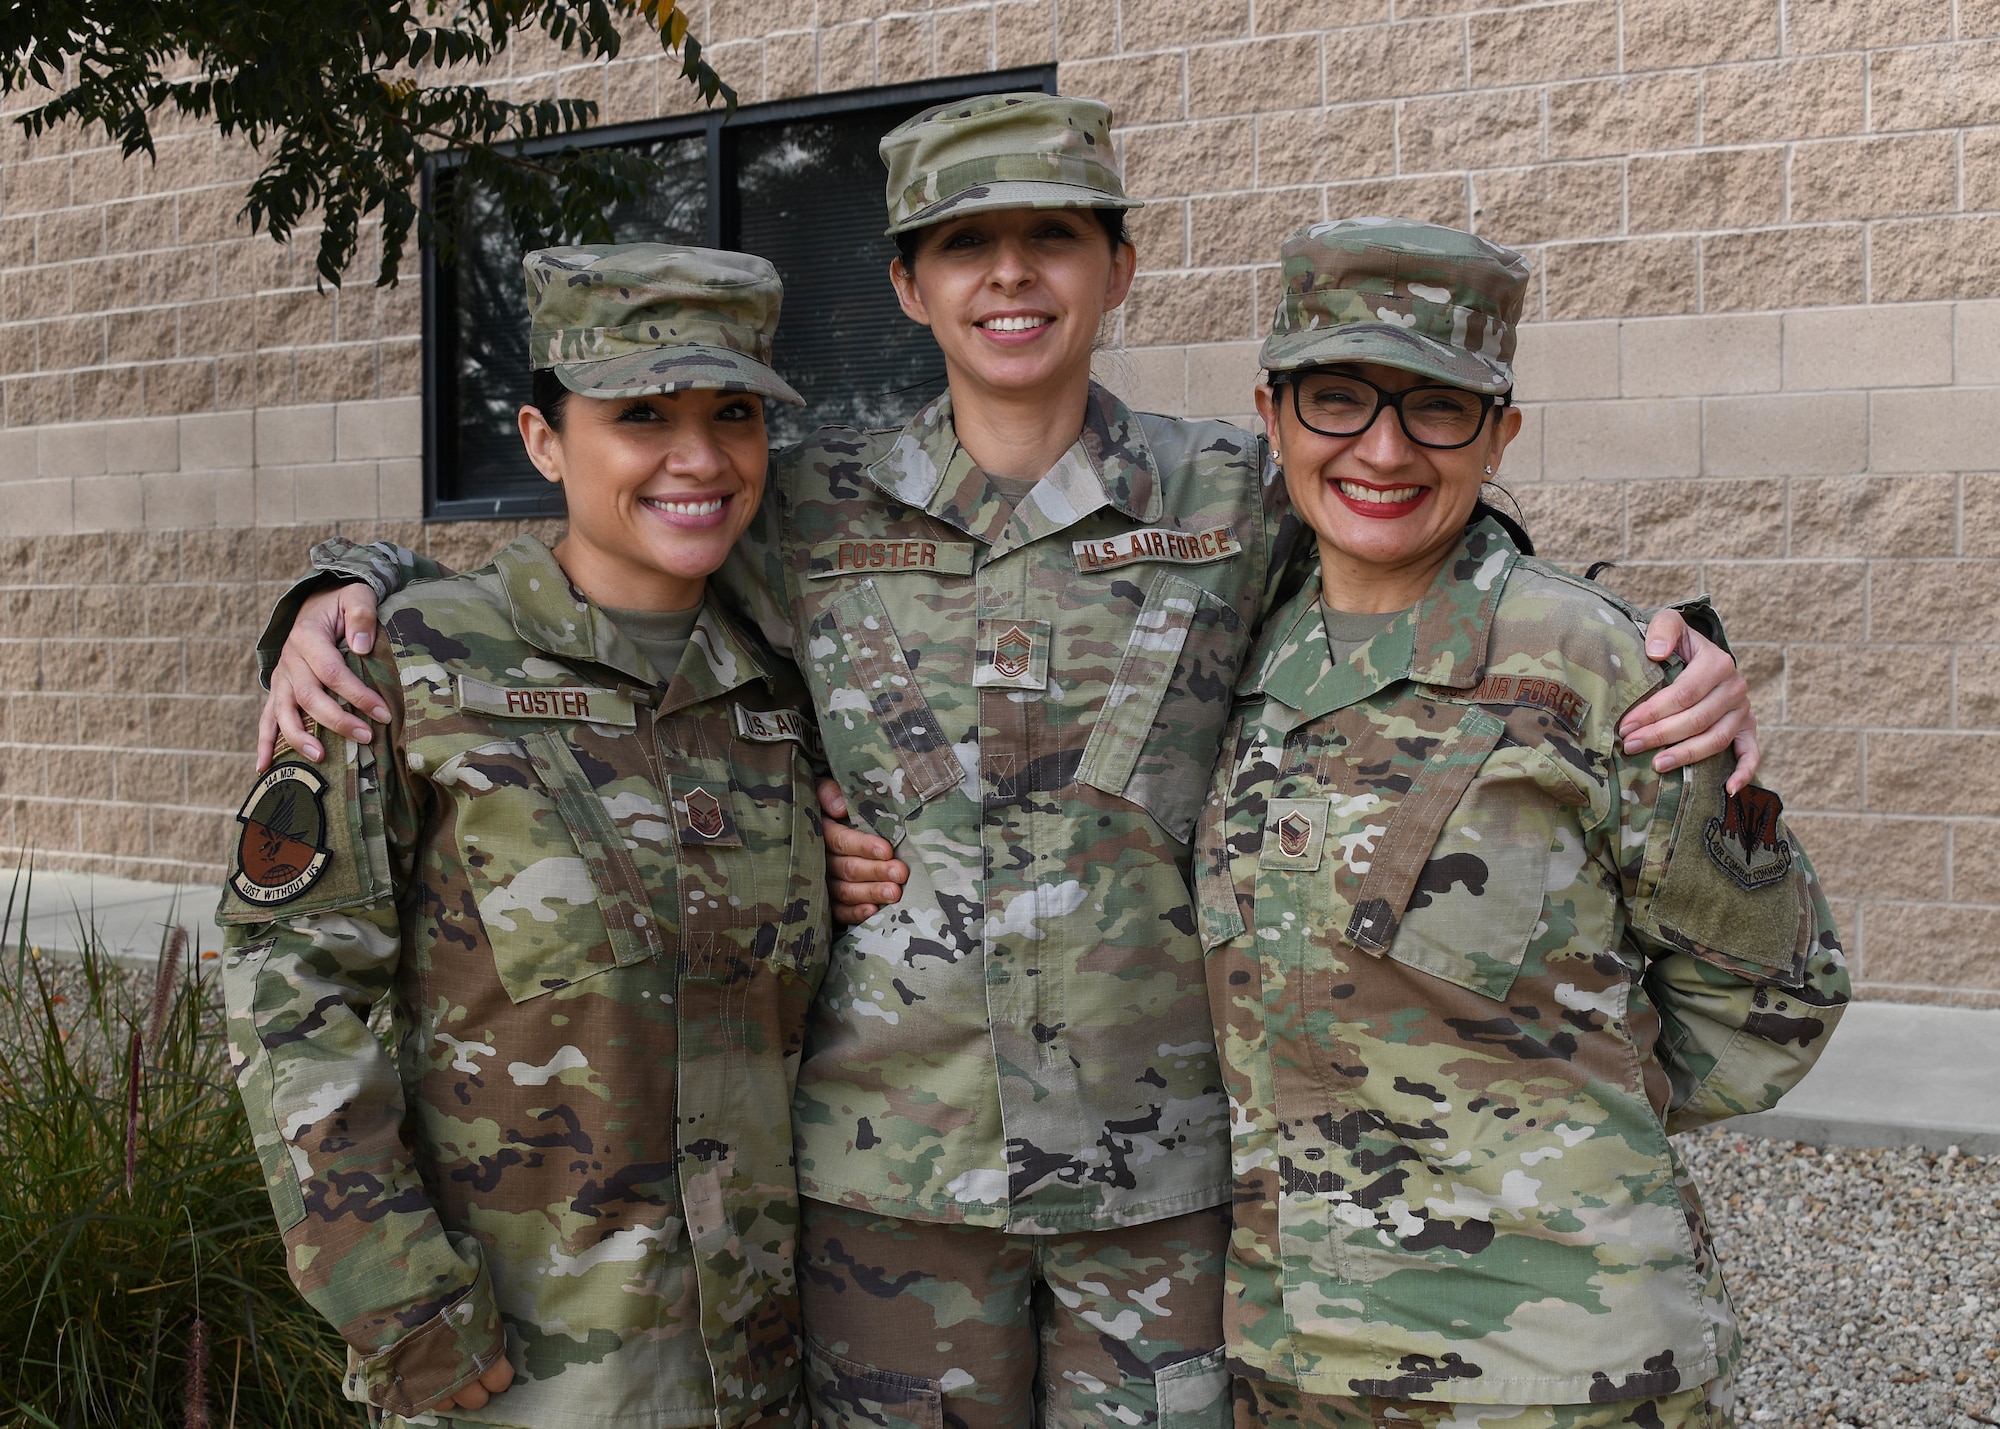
[219,244,828,1429]
[252,100,1761,1429]
[1194,218,1850,1429]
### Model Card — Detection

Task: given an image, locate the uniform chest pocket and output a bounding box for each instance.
[438,726,663,1003]
[1076,571,1247,842]
[806,580,962,844]
[1347,716,1590,1001]
[664,730,821,984]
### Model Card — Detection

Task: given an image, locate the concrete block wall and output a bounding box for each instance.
[2,0,1998,1004]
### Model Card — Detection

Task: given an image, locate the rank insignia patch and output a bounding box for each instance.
[670,777,741,845]
[684,786,724,839]
[1258,796,1329,871]
[230,762,333,906]
[1705,785,1794,891]
[993,625,1034,680]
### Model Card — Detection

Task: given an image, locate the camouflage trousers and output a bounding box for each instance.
[799,1200,1230,1429]
[388,1386,808,1427]
[1232,1376,1736,1429]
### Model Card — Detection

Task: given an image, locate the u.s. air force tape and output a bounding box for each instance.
[1073,525,1241,573]
[457,675,637,727]
[734,704,812,744]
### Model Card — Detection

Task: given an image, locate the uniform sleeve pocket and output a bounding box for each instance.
[1635,761,1810,987]
[217,739,391,926]
[1078,571,1246,842]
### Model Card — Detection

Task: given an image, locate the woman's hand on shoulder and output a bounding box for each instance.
[818,778,909,925]
[257,583,388,769]
[1622,608,1759,794]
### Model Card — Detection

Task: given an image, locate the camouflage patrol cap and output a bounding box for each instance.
[880,91,1142,236]
[524,243,804,406]
[1260,217,1531,395]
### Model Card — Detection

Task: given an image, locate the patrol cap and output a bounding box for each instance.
[524,243,804,406]
[879,91,1142,236]
[1259,217,1531,395]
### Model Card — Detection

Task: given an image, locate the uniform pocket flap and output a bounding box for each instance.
[805,1336,944,1429]
[1155,1347,1229,1428]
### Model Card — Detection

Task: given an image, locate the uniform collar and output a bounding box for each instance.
[492,535,769,706]
[1246,516,1518,723]
[865,381,1165,553]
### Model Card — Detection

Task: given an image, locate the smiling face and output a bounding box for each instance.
[1257,361,1521,613]
[888,207,1136,415]
[519,388,768,612]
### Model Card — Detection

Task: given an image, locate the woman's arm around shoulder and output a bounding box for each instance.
[220,647,508,1419]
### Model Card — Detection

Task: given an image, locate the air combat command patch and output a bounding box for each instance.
[231,762,333,906]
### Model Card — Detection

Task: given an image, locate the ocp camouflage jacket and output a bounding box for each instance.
[1194,517,1848,1405]
[219,536,828,1428]
[732,382,1301,1233]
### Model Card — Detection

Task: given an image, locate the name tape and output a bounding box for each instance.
[1073,525,1242,573]
[734,704,814,746]
[457,675,637,728]
[809,538,975,578]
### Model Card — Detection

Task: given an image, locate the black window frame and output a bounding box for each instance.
[419,65,1058,522]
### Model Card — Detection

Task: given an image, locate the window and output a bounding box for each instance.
[422,67,1058,520]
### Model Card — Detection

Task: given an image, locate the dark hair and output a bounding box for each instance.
[530,367,570,432]
[893,206,1131,275]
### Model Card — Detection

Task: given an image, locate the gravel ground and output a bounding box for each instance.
[1678,1127,2000,1428]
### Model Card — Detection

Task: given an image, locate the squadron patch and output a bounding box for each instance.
[231,762,333,906]
[1705,785,1794,891]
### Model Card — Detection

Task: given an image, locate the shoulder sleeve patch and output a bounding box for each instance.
[219,741,392,925]
[1635,762,1810,985]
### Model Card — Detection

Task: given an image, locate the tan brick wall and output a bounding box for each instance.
[2,0,1998,1004]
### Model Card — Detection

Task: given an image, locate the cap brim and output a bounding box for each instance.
[1259,324,1513,395]
[552,345,805,407]
[888,180,1143,236]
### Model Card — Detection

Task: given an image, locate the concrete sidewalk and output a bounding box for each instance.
[1733,999,2000,1156]
[2,868,222,968]
[4,870,1994,1153]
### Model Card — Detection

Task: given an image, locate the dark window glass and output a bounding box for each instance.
[445,136,707,510]
[734,114,946,449]
[424,70,1054,519]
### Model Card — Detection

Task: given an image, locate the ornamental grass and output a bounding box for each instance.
[0,872,356,1427]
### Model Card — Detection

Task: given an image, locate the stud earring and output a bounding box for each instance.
[1484,465,1494,475]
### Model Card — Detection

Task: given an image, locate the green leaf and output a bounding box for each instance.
[1,0,737,285]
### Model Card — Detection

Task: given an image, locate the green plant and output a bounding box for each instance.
[0,872,358,1427]
[3,0,733,287]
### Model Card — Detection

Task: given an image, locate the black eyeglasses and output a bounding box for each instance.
[1287,370,1510,451]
